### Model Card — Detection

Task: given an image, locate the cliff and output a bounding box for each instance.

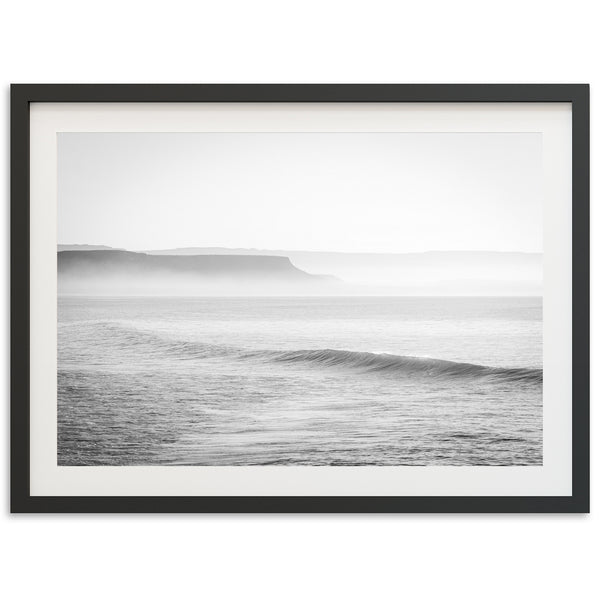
[58,250,333,294]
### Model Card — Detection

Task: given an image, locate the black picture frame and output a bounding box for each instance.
[11,84,590,513]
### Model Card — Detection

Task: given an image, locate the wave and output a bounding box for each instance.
[261,348,542,384]
[61,321,236,360]
[65,321,542,385]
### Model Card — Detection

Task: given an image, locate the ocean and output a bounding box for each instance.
[58,296,543,466]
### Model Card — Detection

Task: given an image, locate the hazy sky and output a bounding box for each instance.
[58,132,542,253]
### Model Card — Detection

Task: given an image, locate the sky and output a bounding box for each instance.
[58,132,542,253]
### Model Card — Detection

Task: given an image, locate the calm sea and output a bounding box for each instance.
[58,296,542,466]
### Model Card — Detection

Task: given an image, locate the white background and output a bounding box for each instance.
[0,1,596,599]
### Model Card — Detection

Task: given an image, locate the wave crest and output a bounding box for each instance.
[265,348,542,384]
[70,321,542,384]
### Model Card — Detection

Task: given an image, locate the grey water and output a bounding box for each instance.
[58,296,543,466]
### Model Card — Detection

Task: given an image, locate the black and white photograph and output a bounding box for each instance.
[57,131,543,467]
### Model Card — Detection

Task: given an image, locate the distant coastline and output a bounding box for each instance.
[58,245,543,296]
[58,249,336,295]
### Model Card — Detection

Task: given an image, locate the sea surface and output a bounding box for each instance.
[58,296,543,466]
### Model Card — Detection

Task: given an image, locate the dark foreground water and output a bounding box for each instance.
[58,296,542,466]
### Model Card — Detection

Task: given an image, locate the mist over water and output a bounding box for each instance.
[58,248,543,296]
[58,296,542,466]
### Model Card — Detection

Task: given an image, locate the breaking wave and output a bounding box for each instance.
[260,348,542,384]
[65,321,542,384]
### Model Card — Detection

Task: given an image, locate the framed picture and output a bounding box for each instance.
[11,84,589,513]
